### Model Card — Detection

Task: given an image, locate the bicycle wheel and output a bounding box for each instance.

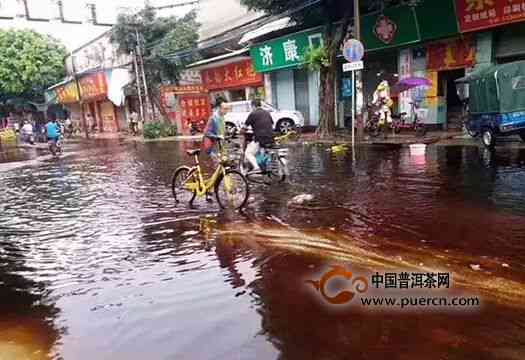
[215,170,249,210]
[265,152,287,184]
[172,166,196,203]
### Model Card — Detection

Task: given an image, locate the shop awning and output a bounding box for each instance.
[239,17,295,44]
[185,48,251,70]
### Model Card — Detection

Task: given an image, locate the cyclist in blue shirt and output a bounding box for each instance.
[46,118,60,143]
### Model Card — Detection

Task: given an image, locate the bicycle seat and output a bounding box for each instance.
[186,149,201,156]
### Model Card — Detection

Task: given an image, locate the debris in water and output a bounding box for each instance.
[470,264,481,271]
[328,144,348,153]
[288,194,314,206]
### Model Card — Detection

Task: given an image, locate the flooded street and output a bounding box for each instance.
[1,140,525,359]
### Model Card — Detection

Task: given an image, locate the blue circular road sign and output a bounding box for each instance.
[343,39,365,63]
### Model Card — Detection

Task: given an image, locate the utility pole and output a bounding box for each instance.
[135,28,152,122]
[70,53,89,139]
[354,0,364,141]
[132,49,145,124]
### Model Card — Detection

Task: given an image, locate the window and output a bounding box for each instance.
[308,34,324,49]
[232,103,249,113]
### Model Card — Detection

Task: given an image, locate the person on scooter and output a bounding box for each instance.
[46,118,61,148]
[241,98,274,172]
[372,80,393,138]
[21,121,34,144]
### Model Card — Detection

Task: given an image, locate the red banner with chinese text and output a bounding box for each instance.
[427,37,476,71]
[79,72,108,100]
[160,85,207,96]
[201,60,263,91]
[457,0,525,33]
[179,95,211,131]
[159,85,211,134]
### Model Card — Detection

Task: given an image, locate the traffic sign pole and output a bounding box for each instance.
[352,69,356,161]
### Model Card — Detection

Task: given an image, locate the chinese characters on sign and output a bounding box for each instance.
[371,272,450,289]
[159,85,210,133]
[78,72,108,100]
[54,72,108,104]
[398,49,413,115]
[283,39,300,62]
[179,96,211,129]
[250,29,324,73]
[55,82,80,104]
[260,46,273,66]
[457,0,525,32]
[426,37,475,70]
[201,60,263,91]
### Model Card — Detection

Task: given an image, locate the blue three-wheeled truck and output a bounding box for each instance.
[459,61,525,149]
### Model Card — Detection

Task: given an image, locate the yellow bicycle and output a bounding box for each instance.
[171,137,249,210]
[274,129,300,145]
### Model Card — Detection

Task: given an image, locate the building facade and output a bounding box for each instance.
[47,30,134,133]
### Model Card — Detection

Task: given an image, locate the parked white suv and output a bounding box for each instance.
[224,100,304,136]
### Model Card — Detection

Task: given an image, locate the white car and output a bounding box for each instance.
[224,100,304,136]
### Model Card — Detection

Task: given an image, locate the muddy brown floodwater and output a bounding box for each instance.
[1,139,525,359]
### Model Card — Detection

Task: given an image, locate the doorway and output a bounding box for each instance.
[294,68,310,125]
[438,68,465,131]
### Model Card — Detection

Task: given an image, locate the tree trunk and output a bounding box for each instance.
[317,50,337,138]
[150,91,168,122]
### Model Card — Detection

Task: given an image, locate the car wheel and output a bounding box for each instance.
[482,128,496,149]
[277,118,294,135]
[519,132,525,142]
[225,122,237,137]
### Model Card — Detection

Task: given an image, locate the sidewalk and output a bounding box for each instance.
[300,130,464,146]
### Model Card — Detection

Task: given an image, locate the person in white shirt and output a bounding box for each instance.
[21,121,34,144]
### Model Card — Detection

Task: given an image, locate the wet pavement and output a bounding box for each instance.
[1,139,525,359]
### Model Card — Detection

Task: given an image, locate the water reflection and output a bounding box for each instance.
[0,140,525,359]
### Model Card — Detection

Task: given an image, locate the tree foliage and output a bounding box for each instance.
[111,6,200,91]
[0,29,67,101]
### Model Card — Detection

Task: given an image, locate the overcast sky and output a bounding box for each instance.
[0,0,194,49]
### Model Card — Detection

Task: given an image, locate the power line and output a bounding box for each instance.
[158,0,322,59]
[152,1,199,10]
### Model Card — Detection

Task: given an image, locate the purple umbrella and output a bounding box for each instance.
[391,77,432,94]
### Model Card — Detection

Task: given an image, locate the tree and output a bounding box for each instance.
[241,0,399,137]
[111,6,200,120]
[0,29,67,105]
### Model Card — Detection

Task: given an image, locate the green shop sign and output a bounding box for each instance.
[362,5,420,51]
[361,0,459,51]
[250,28,324,73]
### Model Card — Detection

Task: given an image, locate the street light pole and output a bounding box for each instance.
[71,53,89,139]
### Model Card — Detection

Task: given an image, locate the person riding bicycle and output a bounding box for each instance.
[241,99,274,172]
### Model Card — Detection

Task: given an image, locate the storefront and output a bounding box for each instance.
[456,0,525,65]
[343,0,463,129]
[50,71,124,133]
[187,51,264,106]
[250,28,324,127]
